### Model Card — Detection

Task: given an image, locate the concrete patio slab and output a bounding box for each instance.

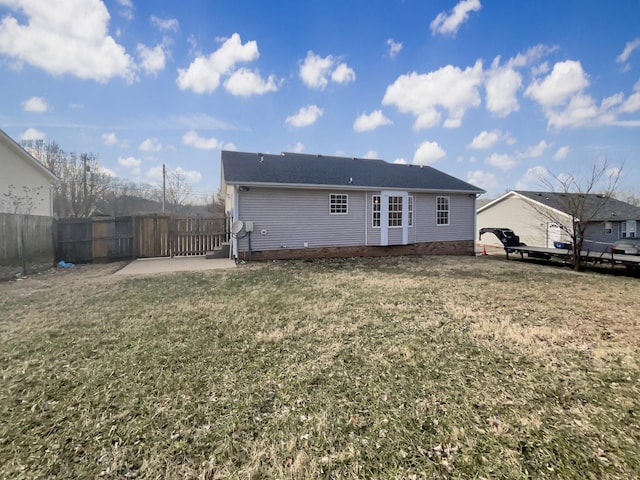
[115,256,236,275]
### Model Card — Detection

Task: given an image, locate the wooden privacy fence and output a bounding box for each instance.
[54,214,229,263]
[0,213,55,279]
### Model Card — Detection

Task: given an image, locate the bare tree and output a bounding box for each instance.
[614,190,640,207]
[206,190,226,216]
[528,161,621,271]
[165,169,193,215]
[22,139,111,217]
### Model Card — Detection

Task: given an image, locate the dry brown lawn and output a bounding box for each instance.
[1,255,639,479]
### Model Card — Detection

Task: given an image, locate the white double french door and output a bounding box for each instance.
[380,191,409,246]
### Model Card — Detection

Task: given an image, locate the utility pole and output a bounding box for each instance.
[82,154,89,215]
[83,154,88,199]
[162,163,166,213]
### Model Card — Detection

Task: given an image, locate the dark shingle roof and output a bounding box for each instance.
[515,191,640,221]
[222,151,484,193]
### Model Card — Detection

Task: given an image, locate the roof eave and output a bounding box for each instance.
[224,180,484,194]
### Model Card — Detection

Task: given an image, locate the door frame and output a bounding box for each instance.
[380,190,409,246]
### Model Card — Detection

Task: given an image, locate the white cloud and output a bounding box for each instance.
[413,141,446,166]
[223,68,279,96]
[382,60,483,130]
[468,129,502,150]
[151,16,179,32]
[553,146,571,160]
[515,166,550,190]
[620,91,640,113]
[174,166,202,184]
[485,153,516,170]
[546,93,600,130]
[116,0,134,20]
[393,158,407,165]
[601,93,624,113]
[299,51,333,89]
[387,39,402,58]
[430,0,481,37]
[21,128,45,141]
[118,156,141,168]
[331,63,356,84]
[137,44,166,76]
[182,130,222,150]
[517,140,550,159]
[363,150,378,159]
[616,38,640,70]
[223,142,237,151]
[99,166,117,177]
[299,51,355,89]
[0,0,135,83]
[146,165,202,185]
[353,110,393,132]
[485,59,522,117]
[176,33,259,94]
[466,170,498,190]
[292,142,304,153]
[22,96,49,113]
[525,60,589,108]
[606,167,623,180]
[139,138,162,152]
[102,132,118,146]
[523,60,631,130]
[146,166,163,181]
[531,62,550,76]
[485,45,557,118]
[285,105,324,127]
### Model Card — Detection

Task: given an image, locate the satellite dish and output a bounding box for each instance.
[231,220,244,235]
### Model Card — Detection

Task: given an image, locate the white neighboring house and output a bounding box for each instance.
[477,190,640,252]
[0,129,58,216]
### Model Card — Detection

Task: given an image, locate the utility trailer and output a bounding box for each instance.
[479,227,640,271]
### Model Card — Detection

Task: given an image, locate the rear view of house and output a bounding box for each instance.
[221,151,484,260]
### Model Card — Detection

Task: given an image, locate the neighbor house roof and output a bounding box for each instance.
[478,190,640,221]
[0,128,58,183]
[222,151,484,194]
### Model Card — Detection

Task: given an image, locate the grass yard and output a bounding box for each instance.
[1,256,639,479]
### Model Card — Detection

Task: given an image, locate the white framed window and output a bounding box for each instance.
[627,220,637,238]
[330,194,348,214]
[388,196,403,227]
[372,195,381,227]
[604,222,612,235]
[372,195,413,228]
[436,196,450,225]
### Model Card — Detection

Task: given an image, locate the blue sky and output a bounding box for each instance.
[1,0,639,199]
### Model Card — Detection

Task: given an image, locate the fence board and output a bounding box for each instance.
[54,214,228,262]
[0,213,54,279]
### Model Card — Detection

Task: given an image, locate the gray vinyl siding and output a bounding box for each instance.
[583,221,622,252]
[236,187,367,251]
[236,188,476,252]
[413,193,475,242]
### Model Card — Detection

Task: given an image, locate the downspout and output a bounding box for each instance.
[232,187,239,258]
[364,191,368,246]
[473,194,479,254]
